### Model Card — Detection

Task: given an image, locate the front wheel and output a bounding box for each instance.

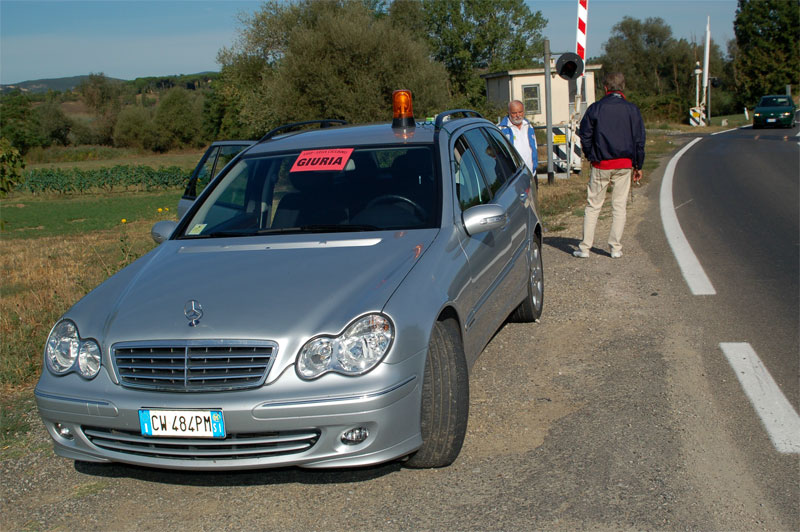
[404,319,469,468]
[510,236,544,322]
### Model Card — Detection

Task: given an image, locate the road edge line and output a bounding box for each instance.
[659,137,716,295]
[719,342,800,454]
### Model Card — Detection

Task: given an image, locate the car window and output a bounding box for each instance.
[216,145,248,176]
[454,136,491,211]
[181,145,437,237]
[195,146,220,195]
[761,96,792,107]
[462,129,506,195]
[482,127,520,180]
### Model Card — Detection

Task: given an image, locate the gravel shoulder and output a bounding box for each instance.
[2,139,797,531]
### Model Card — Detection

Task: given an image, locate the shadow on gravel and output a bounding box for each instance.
[74,460,401,486]
[543,236,613,258]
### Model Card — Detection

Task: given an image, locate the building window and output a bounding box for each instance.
[522,85,540,116]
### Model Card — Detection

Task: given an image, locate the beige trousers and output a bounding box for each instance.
[577,167,631,254]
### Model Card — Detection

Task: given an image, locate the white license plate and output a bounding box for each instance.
[139,409,225,438]
[767,118,776,123]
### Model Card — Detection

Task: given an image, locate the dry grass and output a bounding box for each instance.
[0,219,159,390]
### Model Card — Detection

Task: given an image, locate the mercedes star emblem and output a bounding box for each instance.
[184,300,203,327]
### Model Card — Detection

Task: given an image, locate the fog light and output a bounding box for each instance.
[55,423,74,440]
[341,427,369,445]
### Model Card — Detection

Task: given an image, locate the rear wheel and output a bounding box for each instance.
[510,236,544,322]
[405,319,469,468]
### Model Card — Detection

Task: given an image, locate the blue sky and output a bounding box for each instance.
[0,0,737,85]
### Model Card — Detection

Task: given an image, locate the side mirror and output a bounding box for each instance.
[462,204,508,236]
[151,220,178,244]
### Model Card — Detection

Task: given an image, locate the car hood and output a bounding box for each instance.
[68,230,437,354]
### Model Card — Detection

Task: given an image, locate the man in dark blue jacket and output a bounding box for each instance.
[573,72,645,259]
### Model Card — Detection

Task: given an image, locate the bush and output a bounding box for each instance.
[1,137,26,197]
[114,106,156,149]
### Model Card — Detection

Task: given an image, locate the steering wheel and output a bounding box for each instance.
[363,194,427,220]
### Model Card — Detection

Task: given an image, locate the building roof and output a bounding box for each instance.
[480,64,603,80]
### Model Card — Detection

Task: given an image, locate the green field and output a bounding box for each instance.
[1,191,183,239]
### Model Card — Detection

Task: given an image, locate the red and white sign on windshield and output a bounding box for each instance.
[290,148,354,172]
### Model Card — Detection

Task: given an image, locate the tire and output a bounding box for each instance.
[509,236,544,322]
[405,319,469,468]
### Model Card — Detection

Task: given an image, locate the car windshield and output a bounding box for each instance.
[180,145,438,238]
[759,96,792,107]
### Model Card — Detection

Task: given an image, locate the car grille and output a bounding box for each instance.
[112,341,277,392]
[83,427,320,461]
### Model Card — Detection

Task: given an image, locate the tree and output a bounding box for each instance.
[597,16,733,121]
[153,88,205,150]
[0,91,44,153]
[113,106,156,149]
[78,73,122,115]
[217,0,449,135]
[35,102,72,146]
[0,137,25,199]
[415,0,546,104]
[733,0,800,107]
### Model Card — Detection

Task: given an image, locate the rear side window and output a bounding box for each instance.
[462,129,506,195]
[484,127,522,179]
[454,136,491,211]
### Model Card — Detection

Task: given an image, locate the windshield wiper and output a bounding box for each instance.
[261,224,381,234]
[182,225,380,238]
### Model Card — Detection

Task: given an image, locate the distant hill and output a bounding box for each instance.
[1,72,219,95]
[0,75,120,94]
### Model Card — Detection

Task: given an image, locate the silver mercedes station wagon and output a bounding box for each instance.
[35,91,544,471]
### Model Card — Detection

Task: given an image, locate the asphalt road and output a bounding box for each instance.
[670,124,799,406]
[2,134,798,531]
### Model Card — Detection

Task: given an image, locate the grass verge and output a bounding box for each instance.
[0,191,182,239]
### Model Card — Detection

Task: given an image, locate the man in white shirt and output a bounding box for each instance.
[497,100,538,175]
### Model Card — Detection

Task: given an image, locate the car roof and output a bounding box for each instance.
[243,117,493,156]
[210,139,257,146]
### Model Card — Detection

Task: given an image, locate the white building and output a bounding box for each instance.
[481,64,603,125]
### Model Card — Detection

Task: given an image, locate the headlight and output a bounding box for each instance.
[782,112,791,116]
[754,113,761,117]
[44,319,102,379]
[297,314,394,379]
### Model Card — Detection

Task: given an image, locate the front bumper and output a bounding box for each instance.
[35,350,425,471]
[753,114,793,127]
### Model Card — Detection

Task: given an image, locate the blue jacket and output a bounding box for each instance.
[578,92,645,169]
[497,116,538,171]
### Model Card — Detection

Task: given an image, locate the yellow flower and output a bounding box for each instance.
[165,207,169,211]
[121,219,127,224]
[157,208,163,213]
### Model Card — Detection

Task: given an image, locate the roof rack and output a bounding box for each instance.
[257,119,348,143]
[434,109,484,130]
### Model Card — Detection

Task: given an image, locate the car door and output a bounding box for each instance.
[452,128,515,358]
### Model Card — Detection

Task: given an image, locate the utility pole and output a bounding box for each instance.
[544,39,554,185]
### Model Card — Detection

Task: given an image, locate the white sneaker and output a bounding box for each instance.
[573,250,589,258]
[611,250,623,259]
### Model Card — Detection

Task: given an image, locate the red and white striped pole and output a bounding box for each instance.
[572,0,589,172]
[576,0,588,64]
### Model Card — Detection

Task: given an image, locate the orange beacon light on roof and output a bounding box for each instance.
[392,90,415,128]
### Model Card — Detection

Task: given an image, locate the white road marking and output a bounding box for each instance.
[712,128,739,136]
[720,343,800,454]
[659,138,716,295]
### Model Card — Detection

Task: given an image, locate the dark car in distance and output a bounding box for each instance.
[752,95,797,129]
